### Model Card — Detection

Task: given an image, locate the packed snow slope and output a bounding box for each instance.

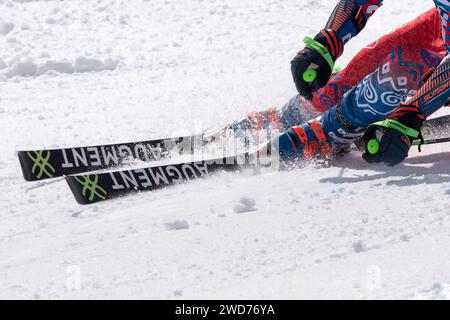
[1,0,450,300]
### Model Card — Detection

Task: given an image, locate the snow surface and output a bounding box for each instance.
[1,0,450,300]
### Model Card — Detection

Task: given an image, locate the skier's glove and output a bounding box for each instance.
[291,29,343,100]
[362,105,426,167]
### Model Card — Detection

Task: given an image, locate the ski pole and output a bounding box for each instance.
[366,136,450,156]
[412,137,450,146]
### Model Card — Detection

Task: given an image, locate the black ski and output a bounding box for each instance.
[18,128,226,182]
[66,151,268,205]
[65,113,450,205]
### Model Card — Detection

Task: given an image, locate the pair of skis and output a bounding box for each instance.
[18,114,450,205]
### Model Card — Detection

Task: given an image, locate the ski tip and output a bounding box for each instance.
[65,170,122,205]
[17,151,39,182]
[65,175,105,205]
[18,149,61,182]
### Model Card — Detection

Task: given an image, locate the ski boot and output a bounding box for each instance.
[225,94,322,146]
[272,93,371,168]
[273,119,336,168]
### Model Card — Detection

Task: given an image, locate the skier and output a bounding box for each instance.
[228,8,442,157]
[272,2,450,166]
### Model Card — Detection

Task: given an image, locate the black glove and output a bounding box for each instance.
[362,105,426,166]
[291,29,343,100]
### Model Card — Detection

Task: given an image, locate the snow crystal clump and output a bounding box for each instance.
[5,59,38,78]
[0,22,14,35]
[119,15,129,25]
[1,56,120,79]
[74,56,118,73]
[164,220,190,231]
[173,290,183,297]
[37,60,75,76]
[45,18,57,25]
[233,197,257,214]
[352,240,366,253]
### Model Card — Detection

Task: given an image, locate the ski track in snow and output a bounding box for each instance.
[2,0,450,299]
